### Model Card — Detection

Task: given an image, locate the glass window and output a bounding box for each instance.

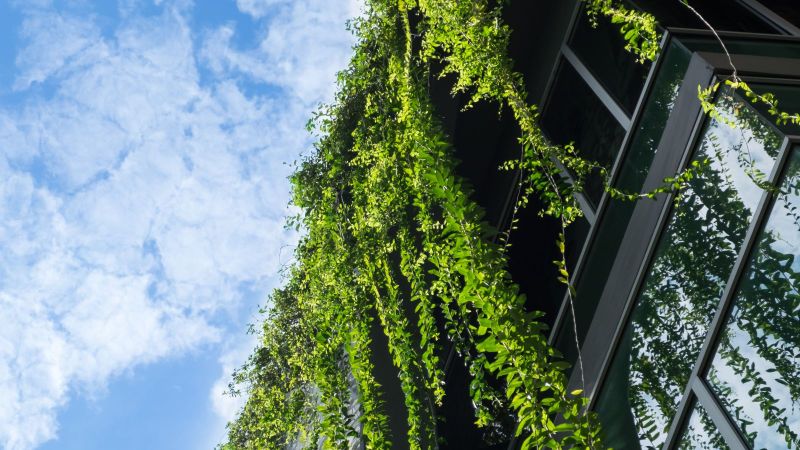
[568,9,650,115]
[679,37,800,60]
[706,148,800,450]
[631,0,776,33]
[676,401,728,450]
[747,83,800,136]
[554,42,691,370]
[594,94,783,449]
[751,0,800,29]
[541,60,626,208]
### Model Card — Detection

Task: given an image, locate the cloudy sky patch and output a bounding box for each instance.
[0,0,358,448]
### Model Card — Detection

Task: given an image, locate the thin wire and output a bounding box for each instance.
[680,0,739,81]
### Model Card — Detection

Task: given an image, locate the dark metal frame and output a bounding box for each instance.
[510,2,800,448]
[569,47,716,400]
[547,29,671,346]
[538,0,672,345]
[560,45,633,131]
[661,134,796,449]
[736,0,800,37]
[565,34,800,450]
[542,0,800,349]
[537,0,636,227]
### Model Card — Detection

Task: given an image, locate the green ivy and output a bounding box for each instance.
[218,0,735,449]
[584,0,660,63]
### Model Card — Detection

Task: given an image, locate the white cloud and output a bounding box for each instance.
[205,0,361,104]
[13,9,103,90]
[235,0,287,19]
[209,334,256,432]
[0,0,357,448]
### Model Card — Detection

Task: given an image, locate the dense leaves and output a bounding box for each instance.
[220,0,668,449]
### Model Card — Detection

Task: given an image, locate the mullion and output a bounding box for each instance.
[693,135,792,375]
[662,382,695,449]
[571,31,670,279]
[542,50,631,221]
[662,136,794,449]
[580,54,716,405]
[693,136,794,374]
[691,377,750,450]
[589,31,671,214]
[662,375,752,450]
[528,0,610,225]
[538,54,612,221]
[547,32,671,346]
[561,45,633,131]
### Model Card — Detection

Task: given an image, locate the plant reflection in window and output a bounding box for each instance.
[595,93,782,449]
[676,401,728,450]
[707,149,800,449]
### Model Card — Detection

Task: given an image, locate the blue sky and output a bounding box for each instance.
[0,0,358,448]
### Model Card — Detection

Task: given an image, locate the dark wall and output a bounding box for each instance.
[429,0,578,328]
[427,1,579,448]
[368,309,411,450]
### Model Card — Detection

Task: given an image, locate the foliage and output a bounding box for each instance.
[584,0,660,63]
[701,78,800,128]
[218,0,629,447]
[220,0,799,448]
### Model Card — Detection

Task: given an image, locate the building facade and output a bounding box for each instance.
[429,1,800,449]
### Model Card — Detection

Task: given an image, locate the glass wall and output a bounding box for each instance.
[594,92,784,448]
[553,41,692,371]
[540,60,627,208]
[706,148,800,449]
[539,4,800,449]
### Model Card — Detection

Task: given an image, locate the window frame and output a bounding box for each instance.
[537,3,796,349]
[664,134,795,448]
[562,30,800,450]
[736,0,800,36]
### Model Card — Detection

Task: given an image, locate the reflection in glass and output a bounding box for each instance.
[677,401,727,450]
[707,149,800,449]
[556,42,691,373]
[568,8,649,115]
[595,95,782,449]
[541,60,626,208]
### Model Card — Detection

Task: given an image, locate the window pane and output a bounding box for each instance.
[677,401,728,450]
[679,37,800,60]
[541,60,626,209]
[748,83,800,136]
[752,0,800,29]
[594,95,782,449]
[554,42,691,370]
[707,148,800,450]
[568,9,650,115]
[631,0,776,33]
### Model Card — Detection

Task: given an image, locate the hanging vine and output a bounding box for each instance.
[217,0,800,449]
[215,0,653,448]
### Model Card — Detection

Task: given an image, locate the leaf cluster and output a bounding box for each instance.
[219,1,722,449]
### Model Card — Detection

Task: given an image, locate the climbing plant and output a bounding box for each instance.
[216,0,653,448]
[218,0,799,449]
[585,0,660,62]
